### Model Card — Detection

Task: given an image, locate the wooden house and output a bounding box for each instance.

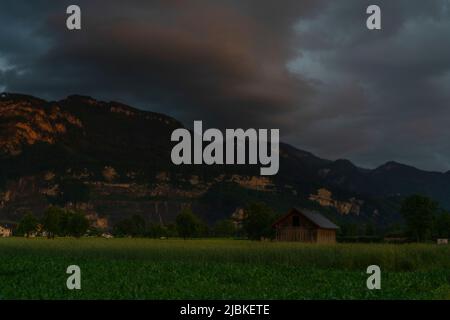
[272,208,338,243]
[0,224,12,237]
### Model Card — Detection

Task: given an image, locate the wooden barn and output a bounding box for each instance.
[272,208,339,243]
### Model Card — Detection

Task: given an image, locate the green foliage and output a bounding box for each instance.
[338,222,360,237]
[143,223,179,238]
[364,222,376,236]
[165,223,178,238]
[213,219,235,237]
[58,209,71,236]
[242,202,276,240]
[1,239,450,299]
[68,211,90,238]
[87,226,102,237]
[434,212,450,238]
[42,206,89,238]
[113,214,147,237]
[130,215,146,236]
[400,195,438,241]
[16,213,38,237]
[42,206,64,238]
[175,208,206,239]
[112,216,182,238]
[146,223,168,238]
[337,221,381,241]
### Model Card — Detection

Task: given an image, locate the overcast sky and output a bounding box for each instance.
[1,0,450,171]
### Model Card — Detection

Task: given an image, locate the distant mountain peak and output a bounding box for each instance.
[0,92,45,103]
[329,159,358,172]
[333,159,356,166]
[375,161,420,173]
[63,94,99,102]
[66,94,95,101]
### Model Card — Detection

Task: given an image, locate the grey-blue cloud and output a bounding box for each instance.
[1,0,450,171]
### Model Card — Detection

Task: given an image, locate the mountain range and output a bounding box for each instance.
[1,92,449,230]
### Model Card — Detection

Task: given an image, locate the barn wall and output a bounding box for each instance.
[276,227,316,242]
[316,229,336,244]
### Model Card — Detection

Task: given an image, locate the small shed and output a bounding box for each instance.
[272,208,339,243]
[0,224,12,237]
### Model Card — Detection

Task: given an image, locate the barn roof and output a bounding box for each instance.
[295,208,339,230]
[272,208,339,230]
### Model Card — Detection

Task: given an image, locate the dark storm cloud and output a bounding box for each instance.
[2,0,450,171]
[1,0,325,130]
[287,0,450,170]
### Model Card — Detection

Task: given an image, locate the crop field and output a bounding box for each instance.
[0,238,449,300]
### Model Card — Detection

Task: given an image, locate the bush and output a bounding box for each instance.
[16,212,38,237]
[69,210,90,238]
[42,206,89,238]
[337,236,383,243]
[42,206,64,238]
[434,212,450,238]
[175,208,206,239]
[242,202,276,240]
[146,223,168,238]
[213,219,235,237]
[401,195,438,242]
[113,214,146,237]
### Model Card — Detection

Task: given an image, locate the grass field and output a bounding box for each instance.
[0,237,449,300]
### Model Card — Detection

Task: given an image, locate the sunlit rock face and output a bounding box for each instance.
[0,94,83,156]
[309,188,363,216]
[2,93,450,229]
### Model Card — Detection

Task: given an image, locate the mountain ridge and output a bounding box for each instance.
[1,92,449,229]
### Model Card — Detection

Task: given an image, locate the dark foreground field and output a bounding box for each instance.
[0,238,449,299]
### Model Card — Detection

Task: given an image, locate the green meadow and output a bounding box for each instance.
[0,238,449,300]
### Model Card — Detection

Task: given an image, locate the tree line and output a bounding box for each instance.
[400,194,450,241]
[338,194,450,242]
[14,195,450,242]
[112,202,277,240]
[14,202,277,240]
[16,206,90,238]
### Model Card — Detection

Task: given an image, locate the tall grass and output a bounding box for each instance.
[1,238,450,299]
[1,238,449,272]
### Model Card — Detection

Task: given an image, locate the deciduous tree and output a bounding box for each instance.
[400,195,438,242]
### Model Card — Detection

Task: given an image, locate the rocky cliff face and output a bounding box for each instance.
[2,93,449,229]
[309,188,363,215]
[0,94,83,156]
[0,93,283,226]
